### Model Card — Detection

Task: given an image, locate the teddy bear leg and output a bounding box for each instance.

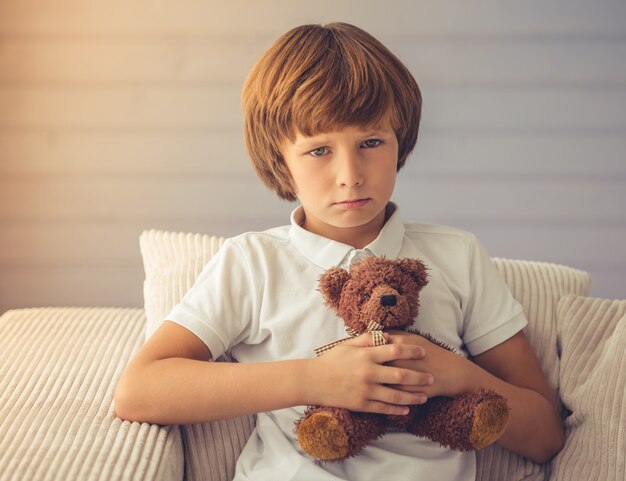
[296,407,386,461]
[408,389,510,451]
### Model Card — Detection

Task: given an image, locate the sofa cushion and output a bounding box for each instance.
[140,229,592,481]
[141,229,226,339]
[550,295,625,481]
[476,259,590,481]
[0,307,183,481]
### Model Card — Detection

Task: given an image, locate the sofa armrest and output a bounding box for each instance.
[0,307,183,481]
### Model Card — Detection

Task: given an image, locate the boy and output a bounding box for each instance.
[115,22,564,480]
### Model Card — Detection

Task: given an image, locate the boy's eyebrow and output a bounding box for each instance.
[295,130,390,148]
[297,139,327,149]
[362,130,389,136]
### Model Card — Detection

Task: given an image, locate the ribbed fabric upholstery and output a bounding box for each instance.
[492,258,591,393]
[0,307,183,481]
[182,417,257,481]
[141,229,226,339]
[476,259,591,481]
[551,295,625,481]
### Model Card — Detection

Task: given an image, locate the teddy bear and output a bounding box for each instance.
[295,256,510,461]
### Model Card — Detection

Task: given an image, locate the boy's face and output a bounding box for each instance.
[280,117,398,247]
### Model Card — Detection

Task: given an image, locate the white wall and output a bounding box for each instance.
[1,0,625,313]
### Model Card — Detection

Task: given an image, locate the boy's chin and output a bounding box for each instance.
[332,214,386,231]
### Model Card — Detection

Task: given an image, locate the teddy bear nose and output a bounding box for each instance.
[380,295,397,307]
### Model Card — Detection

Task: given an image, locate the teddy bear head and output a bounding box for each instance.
[318,257,429,334]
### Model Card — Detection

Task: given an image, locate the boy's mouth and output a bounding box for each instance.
[335,198,370,209]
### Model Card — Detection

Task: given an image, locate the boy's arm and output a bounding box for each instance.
[387,330,564,464]
[114,321,431,425]
[470,331,564,463]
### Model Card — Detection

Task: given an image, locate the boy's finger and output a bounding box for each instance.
[373,365,433,387]
[362,401,411,416]
[370,343,426,364]
[387,384,428,393]
[368,386,428,408]
[341,333,376,348]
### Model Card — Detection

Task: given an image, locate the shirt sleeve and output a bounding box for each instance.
[462,234,528,356]
[165,237,258,360]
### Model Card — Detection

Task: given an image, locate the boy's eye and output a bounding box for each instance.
[307,139,382,157]
[308,147,328,157]
[362,139,382,148]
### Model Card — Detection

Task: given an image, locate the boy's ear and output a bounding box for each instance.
[396,258,429,288]
[318,267,350,309]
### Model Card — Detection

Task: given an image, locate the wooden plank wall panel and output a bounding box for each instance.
[1,0,625,313]
[0,131,252,176]
[2,88,625,129]
[1,1,625,36]
[1,177,624,223]
[0,265,143,307]
[2,37,625,87]
[2,131,625,178]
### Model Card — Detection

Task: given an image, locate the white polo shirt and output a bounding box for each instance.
[167,203,527,481]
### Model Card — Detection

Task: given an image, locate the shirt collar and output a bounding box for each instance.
[288,202,405,269]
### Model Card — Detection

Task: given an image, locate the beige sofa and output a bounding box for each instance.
[1,229,624,481]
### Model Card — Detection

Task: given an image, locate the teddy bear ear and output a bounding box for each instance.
[318,266,350,309]
[396,258,429,288]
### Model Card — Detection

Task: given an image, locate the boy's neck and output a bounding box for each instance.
[300,204,392,249]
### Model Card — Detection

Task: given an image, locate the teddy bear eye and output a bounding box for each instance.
[360,290,370,300]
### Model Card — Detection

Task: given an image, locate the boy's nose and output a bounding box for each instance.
[380,295,397,307]
[336,153,364,187]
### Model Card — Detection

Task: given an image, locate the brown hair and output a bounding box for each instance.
[241,22,422,201]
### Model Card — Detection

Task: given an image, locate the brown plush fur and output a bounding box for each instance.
[295,257,510,461]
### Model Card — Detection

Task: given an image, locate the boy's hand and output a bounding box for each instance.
[385,331,475,398]
[309,333,432,416]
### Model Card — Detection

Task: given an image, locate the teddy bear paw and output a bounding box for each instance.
[296,411,350,461]
[469,395,510,449]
